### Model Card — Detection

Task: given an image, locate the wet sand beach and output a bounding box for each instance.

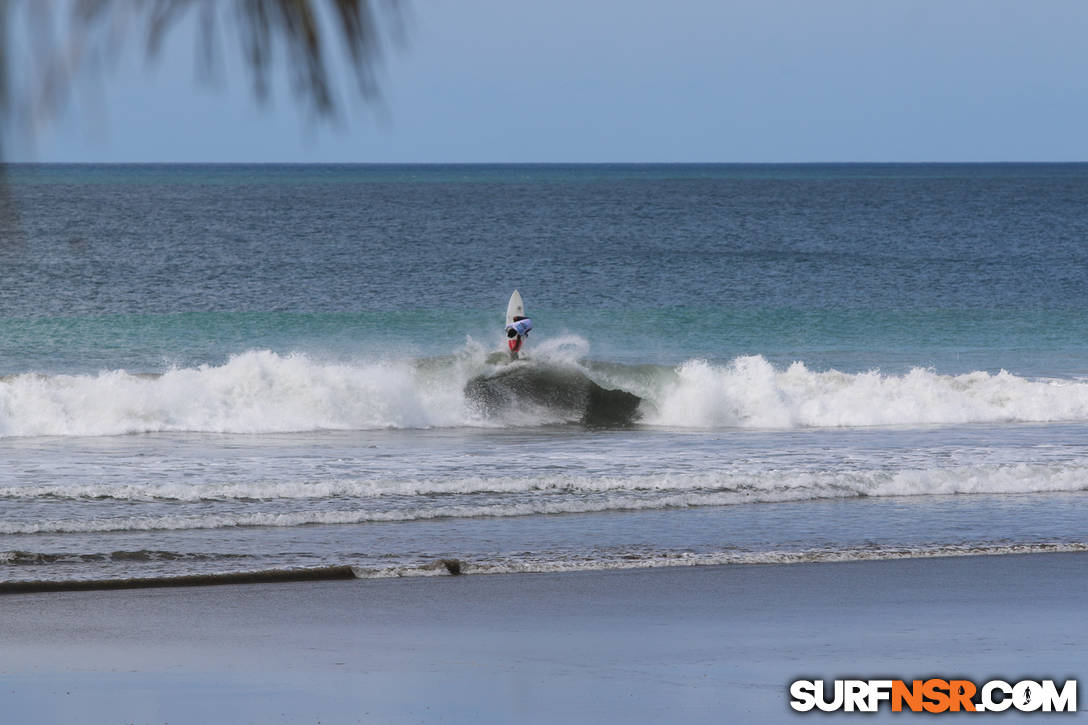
[3,552,1085,724]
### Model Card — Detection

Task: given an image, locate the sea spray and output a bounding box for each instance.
[4,349,1088,437]
[0,350,477,437]
[646,356,1088,428]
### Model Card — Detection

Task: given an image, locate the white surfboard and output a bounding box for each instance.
[506,290,524,326]
[505,290,527,359]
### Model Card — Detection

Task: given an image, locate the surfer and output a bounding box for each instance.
[506,315,533,359]
[506,315,533,339]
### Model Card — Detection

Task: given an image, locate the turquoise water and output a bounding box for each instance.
[1,164,1087,584]
[5,306,1087,375]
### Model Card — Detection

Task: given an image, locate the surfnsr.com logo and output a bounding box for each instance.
[789,679,1078,713]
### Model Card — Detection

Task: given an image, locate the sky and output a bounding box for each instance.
[8,0,1088,163]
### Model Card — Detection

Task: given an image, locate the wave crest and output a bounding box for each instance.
[0,350,476,437]
[3,349,1088,437]
[647,356,1088,428]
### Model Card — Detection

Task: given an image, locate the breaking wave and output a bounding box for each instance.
[3,346,1088,437]
[642,356,1088,428]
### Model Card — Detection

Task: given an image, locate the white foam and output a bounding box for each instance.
[647,356,1088,428]
[3,463,1086,503]
[0,350,483,437]
[528,334,592,365]
[5,350,1088,438]
[0,495,770,534]
[3,462,1086,533]
[351,542,1088,579]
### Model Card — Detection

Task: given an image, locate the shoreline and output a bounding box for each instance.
[4,543,1087,595]
[4,551,1085,723]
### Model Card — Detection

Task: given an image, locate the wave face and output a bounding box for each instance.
[3,346,1088,438]
[464,363,642,427]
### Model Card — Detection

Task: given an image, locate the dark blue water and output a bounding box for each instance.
[8,163,1088,312]
[4,163,1088,373]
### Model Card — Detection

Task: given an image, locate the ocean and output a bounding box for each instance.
[1,163,1087,586]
